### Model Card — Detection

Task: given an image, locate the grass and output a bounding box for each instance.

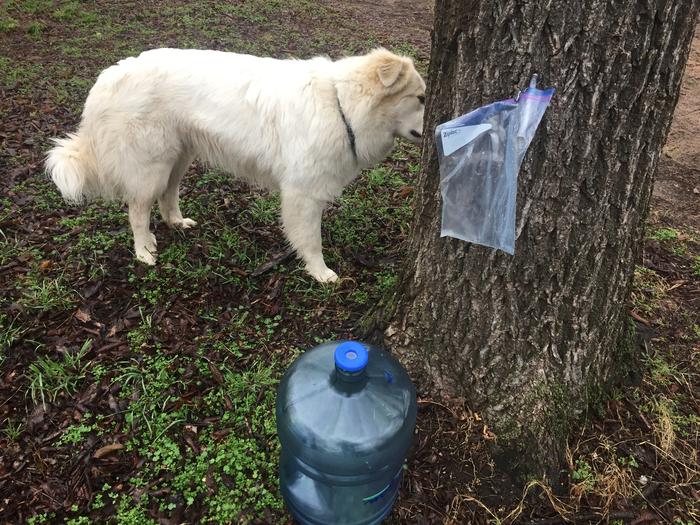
[246,193,280,226]
[0,16,18,32]
[648,227,680,241]
[1,417,24,442]
[4,152,413,521]
[557,226,700,522]
[19,275,76,311]
[3,1,698,524]
[104,351,283,522]
[568,440,638,511]
[630,265,668,319]
[27,340,92,408]
[0,312,26,355]
[58,421,99,445]
[693,255,700,276]
[4,124,405,521]
[646,353,685,386]
[1,2,423,521]
[457,190,700,524]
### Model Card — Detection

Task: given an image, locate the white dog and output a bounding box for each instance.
[46,48,425,282]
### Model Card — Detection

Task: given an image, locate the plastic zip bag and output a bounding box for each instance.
[436,75,554,254]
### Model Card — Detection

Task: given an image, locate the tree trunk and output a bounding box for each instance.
[382,1,699,482]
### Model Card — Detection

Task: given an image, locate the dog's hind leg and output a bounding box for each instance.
[158,151,197,229]
[280,190,338,283]
[129,197,158,265]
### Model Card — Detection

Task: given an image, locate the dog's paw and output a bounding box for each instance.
[169,217,197,229]
[136,249,157,266]
[135,234,157,265]
[308,266,339,283]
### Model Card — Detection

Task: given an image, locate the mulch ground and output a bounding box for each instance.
[1,3,698,524]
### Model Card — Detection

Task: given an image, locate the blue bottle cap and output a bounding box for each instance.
[334,341,368,373]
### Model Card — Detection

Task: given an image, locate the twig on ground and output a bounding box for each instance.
[250,246,296,277]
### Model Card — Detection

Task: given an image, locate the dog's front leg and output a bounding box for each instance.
[128,198,157,265]
[280,190,338,283]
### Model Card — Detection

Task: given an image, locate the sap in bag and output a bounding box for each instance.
[436,75,554,254]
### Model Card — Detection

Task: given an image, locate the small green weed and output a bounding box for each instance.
[168,361,282,521]
[0,57,44,92]
[27,512,55,525]
[27,21,45,35]
[0,16,18,32]
[52,1,98,24]
[19,276,76,312]
[247,193,280,226]
[90,492,105,511]
[570,442,638,510]
[129,308,154,350]
[0,312,26,354]
[648,227,679,241]
[390,41,420,61]
[115,353,186,439]
[114,495,157,524]
[692,256,700,277]
[0,231,23,266]
[129,266,180,308]
[631,265,667,318]
[617,455,638,469]
[375,269,398,295]
[65,517,90,525]
[349,288,369,305]
[649,395,699,441]
[646,354,684,386]
[27,340,92,408]
[220,1,270,25]
[692,324,700,339]
[571,459,595,489]
[2,418,24,442]
[6,0,52,14]
[59,421,98,445]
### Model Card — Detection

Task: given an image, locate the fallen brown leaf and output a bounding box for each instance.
[93,443,124,459]
[74,308,91,323]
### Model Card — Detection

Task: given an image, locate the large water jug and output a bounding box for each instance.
[276,340,417,524]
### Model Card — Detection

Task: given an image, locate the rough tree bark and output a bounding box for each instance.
[381,1,699,481]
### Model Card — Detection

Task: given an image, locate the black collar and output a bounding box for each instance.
[336,96,357,160]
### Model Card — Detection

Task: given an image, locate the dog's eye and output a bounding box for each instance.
[417,95,425,104]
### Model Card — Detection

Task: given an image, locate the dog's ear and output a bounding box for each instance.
[377,58,404,87]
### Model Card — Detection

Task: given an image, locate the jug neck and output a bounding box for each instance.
[332,367,368,393]
[334,366,367,383]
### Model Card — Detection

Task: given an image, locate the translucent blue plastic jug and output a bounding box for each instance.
[276,340,417,524]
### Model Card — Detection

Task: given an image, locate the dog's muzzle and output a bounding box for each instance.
[410,130,422,138]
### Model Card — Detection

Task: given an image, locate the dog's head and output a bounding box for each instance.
[363,49,426,144]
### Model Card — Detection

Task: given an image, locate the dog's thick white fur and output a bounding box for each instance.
[46,48,425,282]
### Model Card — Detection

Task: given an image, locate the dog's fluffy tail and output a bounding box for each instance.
[45,132,97,204]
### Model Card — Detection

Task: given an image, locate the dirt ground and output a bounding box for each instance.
[336,0,434,60]
[0,2,698,524]
[655,26,700,228]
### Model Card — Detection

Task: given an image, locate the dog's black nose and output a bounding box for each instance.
[410,130,422,138]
